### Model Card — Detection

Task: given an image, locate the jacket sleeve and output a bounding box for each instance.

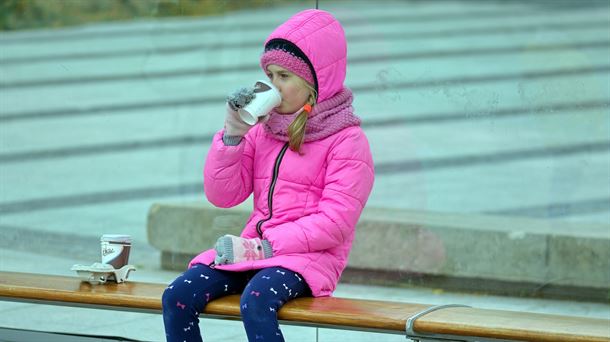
[263,128,375,254]
[203,128,257,208]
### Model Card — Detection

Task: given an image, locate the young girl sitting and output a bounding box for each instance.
[162,9,375,342]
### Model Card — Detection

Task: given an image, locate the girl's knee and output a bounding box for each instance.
[162,268,202,310]
[240,291,279,320]
[162,280,193,312]
[239,291,252,315]
[162,285,179,310]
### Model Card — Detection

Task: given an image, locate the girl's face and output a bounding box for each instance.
[266,64,312,114]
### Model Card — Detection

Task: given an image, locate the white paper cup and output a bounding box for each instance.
[238,80,281,125]
[101,234,132,269]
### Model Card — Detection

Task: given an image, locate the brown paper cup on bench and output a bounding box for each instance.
[101,234,132,269]
[238,80,281,125]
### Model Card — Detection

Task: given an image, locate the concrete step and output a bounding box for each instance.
[1,2,606,61]
[147,202,610,300]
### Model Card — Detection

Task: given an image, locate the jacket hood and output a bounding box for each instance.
[263,9,347,102]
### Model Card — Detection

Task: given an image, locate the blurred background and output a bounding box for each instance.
[1,0,609,341]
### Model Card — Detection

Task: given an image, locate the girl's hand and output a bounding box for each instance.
[214,235,273,265]
[224,103,253,139]
[224,87,257,140]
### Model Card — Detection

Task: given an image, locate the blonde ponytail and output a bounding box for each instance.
[288,81,317,153]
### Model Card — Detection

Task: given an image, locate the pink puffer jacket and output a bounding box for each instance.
[189,10,375,297]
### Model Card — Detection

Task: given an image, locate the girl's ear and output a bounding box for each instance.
[309,89,318,105]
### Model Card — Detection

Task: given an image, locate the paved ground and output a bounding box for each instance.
[1,0,609,340]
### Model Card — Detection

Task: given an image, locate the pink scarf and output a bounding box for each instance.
[263,88,361,142]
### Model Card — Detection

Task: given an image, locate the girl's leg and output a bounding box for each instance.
[162,264,250,342]
[240,267,311,342]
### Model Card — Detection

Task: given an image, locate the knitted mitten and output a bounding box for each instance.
[214,235,273,265]
[223,87,257,145]
[227,87,256,112]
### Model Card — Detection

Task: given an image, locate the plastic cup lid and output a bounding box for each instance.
[100,234,132,243]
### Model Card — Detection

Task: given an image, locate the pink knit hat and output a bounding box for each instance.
[260,39,316,90]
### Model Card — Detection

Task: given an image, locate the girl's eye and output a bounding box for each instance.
[280,74,289,78]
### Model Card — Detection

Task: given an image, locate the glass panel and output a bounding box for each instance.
[1,0,608,340]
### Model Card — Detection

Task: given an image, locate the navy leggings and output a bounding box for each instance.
[162,264,311,342]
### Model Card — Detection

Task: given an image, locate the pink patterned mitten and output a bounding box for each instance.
[214,235,273,265]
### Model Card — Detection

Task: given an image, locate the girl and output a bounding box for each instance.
[162,9,374,342]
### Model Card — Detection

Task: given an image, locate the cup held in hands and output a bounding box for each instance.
[238,80,281,125]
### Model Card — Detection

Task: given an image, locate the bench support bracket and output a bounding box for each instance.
[405,304,472,342]
[405,303,514,341]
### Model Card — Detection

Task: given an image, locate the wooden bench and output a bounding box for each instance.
[1,271,608,342]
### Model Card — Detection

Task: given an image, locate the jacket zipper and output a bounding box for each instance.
[256,142,290,238]
[210,142,289,268]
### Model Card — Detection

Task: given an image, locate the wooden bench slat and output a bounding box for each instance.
[0,271,163,312]
[0,272,423,331]
[279,296,426,332]
[419,307,610,342]
[1,272,609,342]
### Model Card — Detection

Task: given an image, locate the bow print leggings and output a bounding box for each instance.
[162,264,311,342]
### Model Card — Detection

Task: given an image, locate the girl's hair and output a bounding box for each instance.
[288,79,317,153]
